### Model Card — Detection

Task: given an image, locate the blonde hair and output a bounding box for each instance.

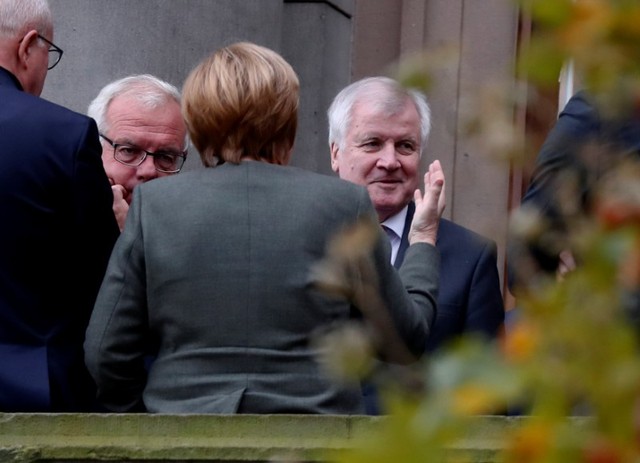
[182,42,299,166]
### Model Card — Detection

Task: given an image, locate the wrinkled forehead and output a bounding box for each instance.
[352,90,416,121]
[373,93,414,116]
[352,96,419,128]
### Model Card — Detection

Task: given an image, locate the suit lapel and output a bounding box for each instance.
[396,201,443,267]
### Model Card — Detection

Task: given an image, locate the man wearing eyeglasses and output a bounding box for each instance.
[0,0,119,411]
[87,74,188,231]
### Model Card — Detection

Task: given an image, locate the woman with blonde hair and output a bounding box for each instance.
[85,42,445,414]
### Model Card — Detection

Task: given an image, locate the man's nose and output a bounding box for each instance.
[137,155,159,180]
[376,142,401,169]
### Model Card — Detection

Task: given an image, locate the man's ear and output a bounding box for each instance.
[330,142,340,173]
[17,30,40,69]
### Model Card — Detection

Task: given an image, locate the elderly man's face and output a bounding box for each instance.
[331,98,422,222]
[99,95,187,204]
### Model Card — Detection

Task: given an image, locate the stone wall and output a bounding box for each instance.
[42,0,354,174]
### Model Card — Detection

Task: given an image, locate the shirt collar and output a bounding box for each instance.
[381,204,408,238]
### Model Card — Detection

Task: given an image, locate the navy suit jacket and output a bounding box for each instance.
[0,67,119,411]
[397,202,504,351]
[361,202,504,414]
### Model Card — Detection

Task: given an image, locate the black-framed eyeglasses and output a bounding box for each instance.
[100,134,187,174]
[37,34,63,70]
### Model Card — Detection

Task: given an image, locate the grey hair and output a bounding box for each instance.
[88,74,185,145]
[327,76,431,156]
[0,0,52,38]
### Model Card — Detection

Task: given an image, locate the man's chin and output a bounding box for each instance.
[371,199,405,217]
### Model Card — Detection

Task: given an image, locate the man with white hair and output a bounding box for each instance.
[0,0,118,411]
[328,77,504,391]
[88,75,188,231]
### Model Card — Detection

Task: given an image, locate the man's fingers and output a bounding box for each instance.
[111,184,126,201]
[428,160,446,214]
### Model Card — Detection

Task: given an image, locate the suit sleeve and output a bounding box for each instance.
[84,187,149,412]
[520,92,600,217]
[357,190,440,361]
[71,119,119,325]
[507,92,600,288]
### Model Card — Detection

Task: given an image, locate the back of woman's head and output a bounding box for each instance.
[182,42,299,166]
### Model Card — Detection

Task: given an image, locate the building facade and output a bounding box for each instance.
[44,0,545,300]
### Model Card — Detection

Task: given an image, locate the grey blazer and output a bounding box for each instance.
[85,161,439,414]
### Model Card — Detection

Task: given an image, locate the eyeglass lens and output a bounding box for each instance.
[47,50,62,70]
[114,146,184,172]
[37,35,62,70]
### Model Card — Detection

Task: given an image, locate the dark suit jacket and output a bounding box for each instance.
[397,202,504,351]
[85,161,440,414]
[0,67,119,411]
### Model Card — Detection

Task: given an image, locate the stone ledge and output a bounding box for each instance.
[0,413,561,462]
[0,414,376,462]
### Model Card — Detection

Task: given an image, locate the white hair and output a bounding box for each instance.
[327,76,431,156]
[88,74,183,140]
[0,0,52,39]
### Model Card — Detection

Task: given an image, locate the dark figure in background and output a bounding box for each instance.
[0,0,119,411]
[85,42,445,414]
[508,90,640,291]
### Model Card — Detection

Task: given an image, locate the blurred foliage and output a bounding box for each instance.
[316,1,640,462]
[521,0,640,110]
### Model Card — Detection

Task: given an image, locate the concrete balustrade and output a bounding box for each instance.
[0,413,537,462]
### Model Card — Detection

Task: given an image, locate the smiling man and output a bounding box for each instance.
[328,77,504,366]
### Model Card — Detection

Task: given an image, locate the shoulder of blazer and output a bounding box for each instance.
[402,202,495,250]
[434,220,498,275]
[0,72,92,129]
[273,163,371,200]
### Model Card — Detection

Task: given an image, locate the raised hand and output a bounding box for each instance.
[408,160,446,246]
[111,184,129,232]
